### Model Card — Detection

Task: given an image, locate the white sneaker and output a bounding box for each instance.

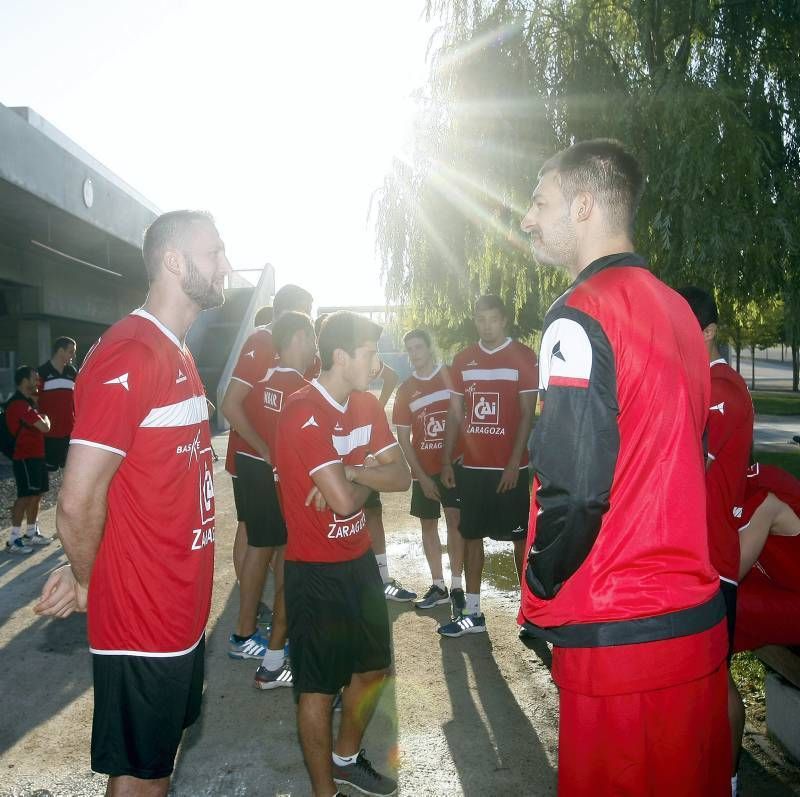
[6,538,34,555]
[24,531,52,546]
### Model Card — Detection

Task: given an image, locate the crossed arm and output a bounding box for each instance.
[33,445,122,618]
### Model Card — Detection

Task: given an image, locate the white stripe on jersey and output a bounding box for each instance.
[408,389,452,414]
[461,368,519,382]
[90,630,205,657]
[140,395,209,428]
[332,424,372,455]
[42,378,75,391]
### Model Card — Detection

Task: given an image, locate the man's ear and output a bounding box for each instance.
[573,191,594,223]
[163,248,182,277]
[703,322,718,343]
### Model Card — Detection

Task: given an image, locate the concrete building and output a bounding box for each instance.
[0,102,271,423]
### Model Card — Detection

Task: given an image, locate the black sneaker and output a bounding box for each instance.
[450,587,466,617]
[333,750,397,796]
[414,584,449,610]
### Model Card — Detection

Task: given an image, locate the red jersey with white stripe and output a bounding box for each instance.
[37,361,77,438]
[451,339,539,469]
[706,359,753,583]
[392,365,460,476]
[252,366,309,462]
[224,326,278,476]
[71,309,215,656]
[275,381,398,563]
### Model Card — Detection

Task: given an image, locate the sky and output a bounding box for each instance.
[0,0,435,305]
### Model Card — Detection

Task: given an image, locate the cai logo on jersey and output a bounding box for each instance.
[422,410,447,446]
[263,387,284,412]
[199,459,215,526]
[470,391,500,425]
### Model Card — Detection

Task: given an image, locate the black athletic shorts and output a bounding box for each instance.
[91,637,205,779]
[364,489,382,510]
[457,466,530,541]
[44,437,69,470]
[285,550,391,697]
[720,580,737,664]
[410,467,462,520]
[12,458,49,498]
[236,453,286,548]
[232,475,244,522]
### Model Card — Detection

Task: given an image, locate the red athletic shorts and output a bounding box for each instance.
[557,663,730,797]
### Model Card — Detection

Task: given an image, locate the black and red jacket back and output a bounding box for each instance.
[519,254,723,646]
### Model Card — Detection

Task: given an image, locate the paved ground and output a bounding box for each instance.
[1,432,799,796]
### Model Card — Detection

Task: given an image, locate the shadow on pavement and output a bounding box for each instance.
[440,634,555,796]
[0,613,91,755]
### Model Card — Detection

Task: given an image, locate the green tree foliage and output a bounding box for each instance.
[375,0,800,352]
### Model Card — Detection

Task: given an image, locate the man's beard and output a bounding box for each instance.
[531,215,577,270]
[182,255,225,310]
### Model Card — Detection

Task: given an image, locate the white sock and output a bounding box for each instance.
[333,751,359,766]
[451,576,463,590]
[375,553,390,583]
[9,526,22,542]
[261,647,285,671]
[465,592,480,616]
[731,774,738,797]
[433,578,446,590]
[25,522,39,537]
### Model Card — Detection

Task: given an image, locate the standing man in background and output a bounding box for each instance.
[5,365,51,553]
[38,336,78,471]
[35,209,230,797]
[439,295,538,637]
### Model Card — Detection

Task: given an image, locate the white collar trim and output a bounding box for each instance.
[413,363,443,381]
[311,379,349,413]
[710,358,727,367]
[479,337,512,355]
[132,308,183,351]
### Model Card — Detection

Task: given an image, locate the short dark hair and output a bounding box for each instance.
[272,311,314,354]
[15,365,36,386]
[677,286,719,330]
[318,311,382,371]
[403,328,432,348]
[52,336,76,354]
[273,284,313,318]
[254,306,273,327]
[474,295,507,317]
[539,139,644,234]
[315,313,329,338]
[142,210,215,281]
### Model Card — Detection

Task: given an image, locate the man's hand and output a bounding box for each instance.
[305,485,329,512]
[419,474,441,502]
[33,565,88,618]
[440,462,456,489]
[497,463,521,493]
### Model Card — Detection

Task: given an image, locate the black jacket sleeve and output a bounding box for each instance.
[526,306,619,600]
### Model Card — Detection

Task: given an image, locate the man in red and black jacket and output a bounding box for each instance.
[519,140,729,796]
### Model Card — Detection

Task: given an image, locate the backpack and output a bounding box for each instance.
[0,399,20,459]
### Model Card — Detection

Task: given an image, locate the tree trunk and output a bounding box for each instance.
[750,343,756,390]
[793,342,799,392]
[735,339,741,373]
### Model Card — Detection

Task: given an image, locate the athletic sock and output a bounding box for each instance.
[231,632,256,644]
[25,522,39,537]
[433,578,446,590]
[333,751,359,767]
[375,553,390,583]
[262,646,285,671]
[451,576,463,590]
[465,592,480,616]
[9,526,22,543]
[731,774,738,797]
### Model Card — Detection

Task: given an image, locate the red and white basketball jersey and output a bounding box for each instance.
[252,366,308,463]
[275,381,398,563]
[392,364,460,476]
[72,309,215,656]
[451,339,538,469]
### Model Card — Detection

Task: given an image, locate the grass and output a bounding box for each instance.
[752,449,800,479]
[751,390,800,416]
[731,652,768,727]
